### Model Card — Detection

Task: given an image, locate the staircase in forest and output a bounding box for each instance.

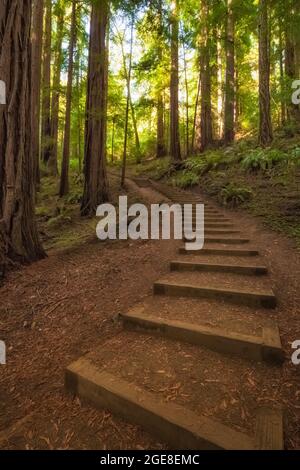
[65,180,284,450]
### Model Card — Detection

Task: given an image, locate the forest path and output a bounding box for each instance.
[1,177,300,450]
[66,179,298,450]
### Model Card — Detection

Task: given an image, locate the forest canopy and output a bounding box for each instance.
[0,0,300,267]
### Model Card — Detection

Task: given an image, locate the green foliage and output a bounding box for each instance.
[241,148,288,172]
[184,150,239,176]
[219,184,253,207]
[291,147,300,165]
[171,170,199,189]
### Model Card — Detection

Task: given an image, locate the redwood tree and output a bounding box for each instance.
[156,0,166,158]
[170,0,181,163]
[48,1,65,176]
[41,0,52,164]
[59,0,77,197]
[224,0,235,144]
[81,0,109,216]
[0,0,45,265]
[31,0,44,184]
[258,0,273,146]
[199,0,213,152]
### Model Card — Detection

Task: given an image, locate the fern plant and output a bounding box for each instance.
[172,171,199,189]
[241,149,287,172]
[220,184,253,207]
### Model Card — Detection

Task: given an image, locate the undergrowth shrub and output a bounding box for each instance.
[219,184,253,207]
[241,149,288,172]
[171,170,199,189]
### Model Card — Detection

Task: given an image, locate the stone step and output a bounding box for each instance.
[170,260,268,275]
[154,280,277,309]
[120,310,284,363]
[204,229,241,235]
[66,358,283,450]
[65,359,255,450]
[129,295,273,338]
[184,237,250,245]
[204,223,236,229]
[185,216,231,222]
[179,246,259,256]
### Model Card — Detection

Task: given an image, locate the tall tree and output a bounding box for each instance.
[224,0,235,144]
[81,0,109,215]
[41,0,52,164]
[191,73,201,153]
[183,39,190,155]
[284,0,300,125]
[31,0,44,185]
[117,20,142,166]
[258,0,273,146]
[121,17,134,187]
[0,0,45,265]
[170,0,181,163]
[59,0,77,197]
[48,1,65,176]
[199,0,213,152]
[156,0,167,158]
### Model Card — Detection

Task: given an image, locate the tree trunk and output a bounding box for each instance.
[31,0,44,185]
[183,42,190,156]
[76,54,83,173]
[284,1,300,125]
[41,0,52,164]
[199,0,213,152]
[81,0,109,215]
[191,73,201,153]
[48,2,65,176]
[258,0,273,146]
[217,31,224,140]
[0,0,45,264]
[121,18,134,187]
[59,0,77,197]
[170,0,181,163]
[119,21,141,165]
[278,18,286,126]
[111,116,116,163]
[157,92,166,157]
[224,0,235,144]
[156,0,166,158]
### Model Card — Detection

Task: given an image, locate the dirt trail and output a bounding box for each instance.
[0,179,300,449]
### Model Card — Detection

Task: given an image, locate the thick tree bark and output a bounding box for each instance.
[170,0,181,163]
[81,0,109,215]
[41,0,52,164]
[224,0,235,144]
[31,0,44,185]
[199,0,213,152]
[48,2,65,176]
[0,0,45,264]
[258,0,273,146]
[59,0,77,197]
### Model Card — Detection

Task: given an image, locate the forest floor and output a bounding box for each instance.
[0,176,176,450]
[0,159,300,449]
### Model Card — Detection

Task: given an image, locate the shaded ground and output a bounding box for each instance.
[0,175,300,449]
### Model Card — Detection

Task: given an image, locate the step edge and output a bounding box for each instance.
[65,359,255,450]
